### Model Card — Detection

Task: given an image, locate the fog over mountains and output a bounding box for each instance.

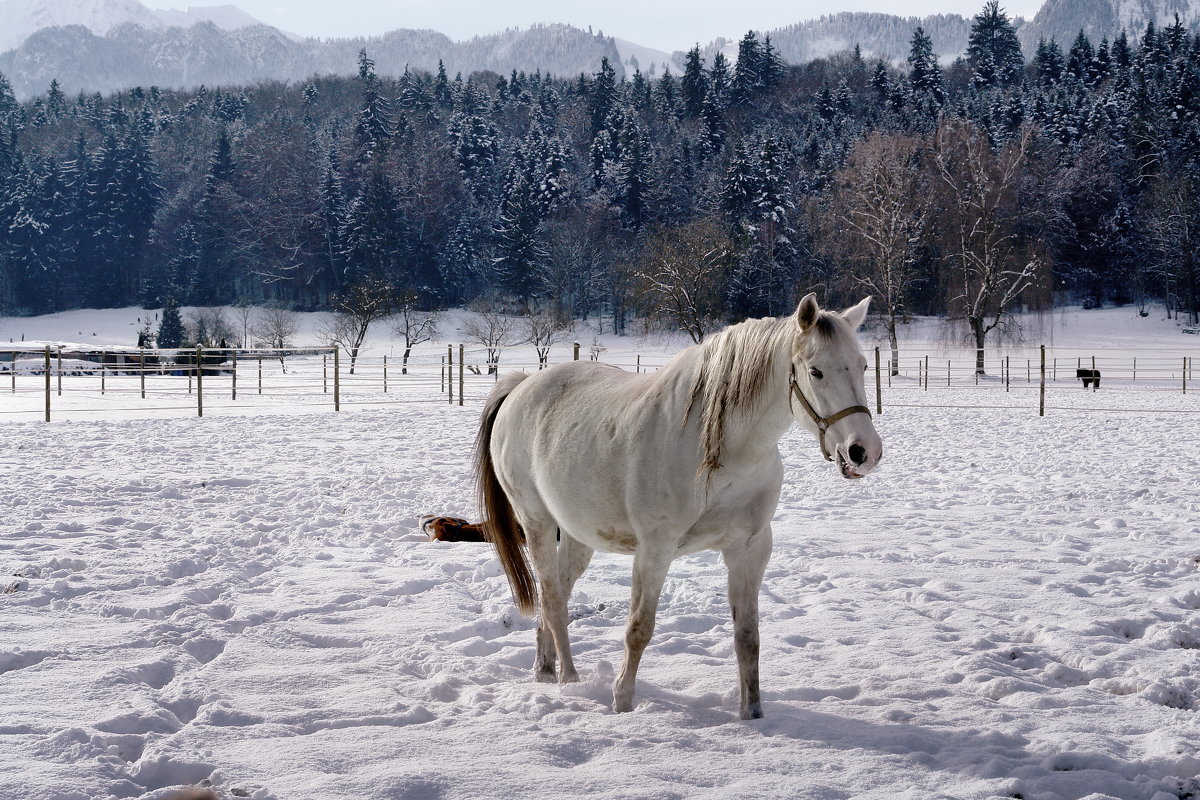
[1,0,1198,99]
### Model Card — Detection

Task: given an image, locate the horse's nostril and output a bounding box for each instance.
[848,443,867,466]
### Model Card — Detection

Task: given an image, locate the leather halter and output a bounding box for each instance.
[789,365,872,462]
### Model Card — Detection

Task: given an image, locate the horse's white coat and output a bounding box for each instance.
[484,294,881,718]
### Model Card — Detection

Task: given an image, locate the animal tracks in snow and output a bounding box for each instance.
[2,405,1199,800]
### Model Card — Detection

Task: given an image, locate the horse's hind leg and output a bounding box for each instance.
[533,533,594,682]
[723,527,773,720]
[528,526,583,684]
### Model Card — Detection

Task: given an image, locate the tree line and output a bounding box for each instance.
[1,0,1199,372]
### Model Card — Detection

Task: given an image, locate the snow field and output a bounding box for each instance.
[2,391,1199,800]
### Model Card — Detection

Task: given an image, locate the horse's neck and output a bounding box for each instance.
[717,340,795,464]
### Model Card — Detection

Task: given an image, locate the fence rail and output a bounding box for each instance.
[1,342,1196,422]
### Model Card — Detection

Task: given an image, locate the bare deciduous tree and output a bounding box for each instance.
[1142,170,1200,325]
[462,300,518,374]
[824,132,929,375]
[523,308,571,368]
[185,307,233,347]
[317,277,396,374]
[252,306,300,372]
[930,121,1047,373]
[634,217,732,343]
[391,292,441,374]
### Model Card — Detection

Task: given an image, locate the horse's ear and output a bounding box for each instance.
[794,293,820,332]
[841,297,871,330]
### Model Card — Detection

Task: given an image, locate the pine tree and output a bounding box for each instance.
[966,0,1025,89]
[909,26,948,116]
[681,46,706,118]
[732,31,765,107]
[589,58,619,136]
[158,299,185,348]
[355,50,394,150]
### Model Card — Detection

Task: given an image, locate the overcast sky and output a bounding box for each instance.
[172,0,1045,52]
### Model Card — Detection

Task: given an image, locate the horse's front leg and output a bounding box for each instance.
[614,543,674,713]
[723,526,773,720]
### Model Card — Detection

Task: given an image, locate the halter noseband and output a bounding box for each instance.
[789,365,872,462]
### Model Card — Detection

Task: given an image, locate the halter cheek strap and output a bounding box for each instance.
[789,366,872,462]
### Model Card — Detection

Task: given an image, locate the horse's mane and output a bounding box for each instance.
[685,315,792,477]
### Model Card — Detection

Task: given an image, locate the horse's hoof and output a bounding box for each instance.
[534,668,556,684]
[740,705,764,720]
[560,671,580,685]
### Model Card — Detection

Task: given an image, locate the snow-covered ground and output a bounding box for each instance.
[2,305,1199,800]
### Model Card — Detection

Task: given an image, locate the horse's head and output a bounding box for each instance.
[788,293,882,479]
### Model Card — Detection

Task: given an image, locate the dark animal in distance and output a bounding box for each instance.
[1076,368,1101,389]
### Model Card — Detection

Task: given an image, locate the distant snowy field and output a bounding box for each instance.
[2,305,1199,800]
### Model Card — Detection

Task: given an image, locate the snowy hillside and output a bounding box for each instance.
[1019,0,1200,53]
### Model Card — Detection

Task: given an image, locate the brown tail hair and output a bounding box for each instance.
[474,373,537,615]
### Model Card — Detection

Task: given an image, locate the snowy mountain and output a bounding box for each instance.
[0,20,625,99]
[612,37,678,78]
[761,12,993,66]
[1018,0,1200,51]
[0,0,269,53]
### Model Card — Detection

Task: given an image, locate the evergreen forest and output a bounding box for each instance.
[2,0,1199,348]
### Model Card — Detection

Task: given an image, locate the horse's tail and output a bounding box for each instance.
[475,372,537,616]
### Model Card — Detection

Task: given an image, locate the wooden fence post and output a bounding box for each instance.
[458,344,464,407]
[196,344,204,418]
[383,355,388,394]
[924,355,929,391]
[140,348,146,399]
[334,347,341,411]
[448,344,454,405]
[1184,357,1188,395]
[257,355,262,395]
[101,362,105,395]
[574,342,580,361]
[44,346,50,422]
[331,347,340,412]
[231,349,237,400]
[57,348,62,396]
[1091,355,1097,392]
[1005,356,1010,392]
[323,354,328,393]
[10,352,15,394]
[874,347,882,415]
[1039,345,1046,417]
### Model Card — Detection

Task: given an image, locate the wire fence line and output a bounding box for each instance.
[1,341,1197,423]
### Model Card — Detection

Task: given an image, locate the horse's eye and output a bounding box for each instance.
[809,367,823,380]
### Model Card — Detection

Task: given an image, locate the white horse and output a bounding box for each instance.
[474,293,882,719]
